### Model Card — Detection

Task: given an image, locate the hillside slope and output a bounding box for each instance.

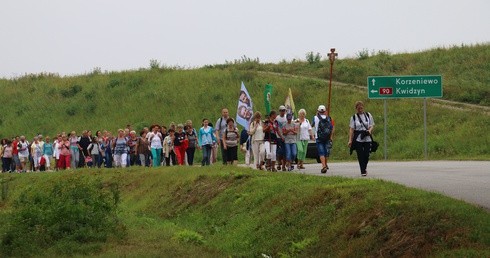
[0,45,489,160]
[216,44,490,106]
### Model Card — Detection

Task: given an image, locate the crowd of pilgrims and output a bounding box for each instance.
[0,118,241,173]
[0,106,321,173]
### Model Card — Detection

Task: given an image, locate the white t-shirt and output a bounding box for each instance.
[298,119,312,141]
[250,121,265,142]
[148,132,163,148]
[349,112,374,142]
[275,115,287,129]
[18,141,30,158]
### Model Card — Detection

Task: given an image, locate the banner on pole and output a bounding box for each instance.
[284,88,295,116]
[236,82,253,130]
[264,84,273,115]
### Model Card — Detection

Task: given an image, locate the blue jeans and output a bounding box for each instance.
[284,143,297,162]
[201,144,212,166]
[105,148,113,168]
[70,147,79,169]
[316,140,332,157]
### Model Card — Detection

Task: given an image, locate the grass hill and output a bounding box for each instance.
[0,167,489,257]
[0,46,489,160]
[219,43,490,106]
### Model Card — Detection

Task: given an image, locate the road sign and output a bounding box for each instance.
[367,75,442,99]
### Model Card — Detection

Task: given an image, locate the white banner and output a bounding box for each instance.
[236,81,253,130]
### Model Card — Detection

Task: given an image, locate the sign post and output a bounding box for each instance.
[327,48,338,116]
[367,75,443,159]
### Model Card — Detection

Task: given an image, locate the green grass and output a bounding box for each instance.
[217,43,490,106]
[0,167,489,257]
[0,66,488,161]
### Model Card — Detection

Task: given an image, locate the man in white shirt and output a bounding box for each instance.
[313,105,335,174]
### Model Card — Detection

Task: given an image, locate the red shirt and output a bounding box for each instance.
[12,140,18,155]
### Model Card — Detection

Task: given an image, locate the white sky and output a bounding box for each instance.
[1,0,489,78]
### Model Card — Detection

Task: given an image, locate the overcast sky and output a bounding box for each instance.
[1,0,489,78]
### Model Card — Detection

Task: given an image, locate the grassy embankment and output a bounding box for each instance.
[0,167,489,257]
[0,61,488,161]
[219,43,490,106]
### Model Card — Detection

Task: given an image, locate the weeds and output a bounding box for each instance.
[0,175,124,256]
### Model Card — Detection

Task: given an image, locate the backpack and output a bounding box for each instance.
[316,115,332,142]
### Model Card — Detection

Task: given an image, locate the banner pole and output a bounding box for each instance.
[327,48,337,116]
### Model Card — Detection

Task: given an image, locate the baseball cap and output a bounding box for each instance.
[318,105,326,112]
[279,105,286,111]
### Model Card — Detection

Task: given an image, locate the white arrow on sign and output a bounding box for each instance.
[371,78,376,86]
[370,89,378,93]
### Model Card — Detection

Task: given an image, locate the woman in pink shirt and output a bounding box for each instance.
[58,136,71,170]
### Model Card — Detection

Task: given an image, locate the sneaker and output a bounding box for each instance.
[361,173,367,177]
[282,167,287,172]
[321,167,327,174]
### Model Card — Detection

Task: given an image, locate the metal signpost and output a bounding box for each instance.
[367,75,443,159]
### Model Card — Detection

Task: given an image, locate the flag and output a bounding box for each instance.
[284,88,296,115]
[236,81,253,130]
[264,84,273,115]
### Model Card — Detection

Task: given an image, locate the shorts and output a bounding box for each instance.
[316,140,332,157]
[19,156,28,163]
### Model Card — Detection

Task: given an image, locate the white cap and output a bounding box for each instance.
[279,105,286,111]
[318,105,326,112]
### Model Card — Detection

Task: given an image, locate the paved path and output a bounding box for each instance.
[250,161,490,210]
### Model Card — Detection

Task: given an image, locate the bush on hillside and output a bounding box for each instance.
[0,176,124,256]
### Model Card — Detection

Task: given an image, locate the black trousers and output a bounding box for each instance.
[355,142,371,174]
[220,140,227,165]
[165,151,176,166]
[186,147,196,166]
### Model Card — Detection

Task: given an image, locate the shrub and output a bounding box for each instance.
[107,79,121,88]
[306,51,321,65]
[60,84,82,98]
[66,104,78,116]
[173,229,205,245]
[0,176,124,256]
[149,59,161,70]
[356,49,370,60]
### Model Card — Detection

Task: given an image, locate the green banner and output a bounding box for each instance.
[264,84,273,115]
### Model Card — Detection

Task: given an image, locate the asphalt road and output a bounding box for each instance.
[282,161,490,210]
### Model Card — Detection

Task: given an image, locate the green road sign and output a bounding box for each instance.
[367,75,442,99]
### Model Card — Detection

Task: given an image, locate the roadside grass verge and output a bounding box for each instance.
[0,166,488,257]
